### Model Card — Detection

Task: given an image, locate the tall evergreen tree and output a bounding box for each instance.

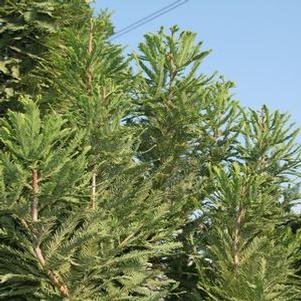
[192,164,301,301]
[0,98,184,300]
[0,10,197,300]
[0,2,300,300]
[190,107,301,300]
[131,26,242,300]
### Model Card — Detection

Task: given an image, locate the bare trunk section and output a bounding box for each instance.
[87,18,94,94]
[31,169,39,222]
[31,169,70,298]
[86,18,97,210]
[233,206,244,268]
[90,171,96,209]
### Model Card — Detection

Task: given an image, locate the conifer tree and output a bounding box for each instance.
[0,97,89,299]
[30,17,197,300]
[189,107,301,300]
[0,2,300,300]
[32,14,136,209]
[0,11,195,300]
[191,164,301,301]
[0,97,184,300]
[131,26,242,300]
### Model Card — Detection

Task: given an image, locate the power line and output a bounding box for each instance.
[113,0,183,36]
[110,0,189,40]
[109,0,189,41]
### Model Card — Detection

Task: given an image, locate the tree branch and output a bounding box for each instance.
[233,206,245,269]
[31,169,70,298]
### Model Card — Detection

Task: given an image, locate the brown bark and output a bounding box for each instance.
[233,206,245,268]
[86,18,93,94]
[90,171,96,209]
[86,18,97,210]
[31,169,39,222]
[31,169,70,298]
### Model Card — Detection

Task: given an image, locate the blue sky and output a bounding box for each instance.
[94,0,300,138]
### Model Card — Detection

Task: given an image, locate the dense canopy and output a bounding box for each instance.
[0,1,300,300]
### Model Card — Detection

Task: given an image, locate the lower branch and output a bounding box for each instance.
[31,169,39,222]
[90,171,97,209]
[233,206,244,268]
[31,169,70,298]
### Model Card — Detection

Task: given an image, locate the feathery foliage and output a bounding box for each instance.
[0,2,300,300]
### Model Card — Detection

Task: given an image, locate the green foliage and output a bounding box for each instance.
[132,26,212,165]
[0,97,89,215]
[0,99,183,300]
[0,0,92,113]
[0,5,300,300]
[239,105,300,180]
[191,165,301,301]
[27,15,135,181]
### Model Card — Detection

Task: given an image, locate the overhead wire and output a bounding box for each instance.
[112,0,183,36]
[109,0,189,41]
